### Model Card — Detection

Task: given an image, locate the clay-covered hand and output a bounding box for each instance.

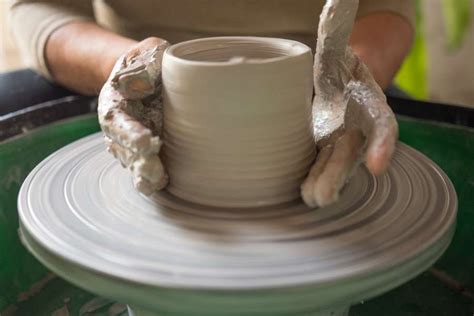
[98,38,170,195]
[301,0,398,207]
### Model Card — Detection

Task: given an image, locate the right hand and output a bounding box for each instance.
[300,0,398,208]
[98,37,170,195]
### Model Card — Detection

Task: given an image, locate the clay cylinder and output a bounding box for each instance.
[162,37,315,207]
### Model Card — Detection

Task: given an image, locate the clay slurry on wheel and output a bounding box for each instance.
[18,133,456,292]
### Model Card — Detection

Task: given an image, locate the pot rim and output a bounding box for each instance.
[164,36,312,67]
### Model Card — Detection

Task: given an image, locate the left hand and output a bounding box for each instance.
[301,0,398,207]
[98,37,170,195]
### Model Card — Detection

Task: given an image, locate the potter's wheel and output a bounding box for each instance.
[18,133,457,315]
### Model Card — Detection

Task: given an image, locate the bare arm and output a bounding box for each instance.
[45,21,137,95]
[350,12,414,89]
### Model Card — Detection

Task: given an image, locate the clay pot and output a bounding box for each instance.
[162,37,316,207]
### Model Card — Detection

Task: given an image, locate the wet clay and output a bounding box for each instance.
[301,0,398,207]
[98,0,398,210]
[162,37,316,207]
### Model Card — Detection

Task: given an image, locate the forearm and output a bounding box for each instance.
[349,12,414,89]
[46,21,137,95]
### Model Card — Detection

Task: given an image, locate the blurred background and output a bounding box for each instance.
[0,2,472,314]
[1,0,473,108]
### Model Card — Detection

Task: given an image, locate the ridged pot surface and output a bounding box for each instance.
[162,37,315,207]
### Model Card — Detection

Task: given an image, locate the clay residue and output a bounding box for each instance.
[98,42,170,195]
[301,0,398,207]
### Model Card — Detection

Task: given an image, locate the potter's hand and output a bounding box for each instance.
[98,38,170,195]
[301,0,398,207]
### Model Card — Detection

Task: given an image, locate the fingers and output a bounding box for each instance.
[100,100,167,195]
[97,39,169,195]
[347,94,397,176]
[301,145,334,207]
[112,39,169,100]
[301,129,364,208]
[345,50,399,175]
[99,85,161,153]
[346,95,397,176]
[105,135,168,195]
[132,154,169,195]
[103,120,162,164]
[104,135,134,167]
[365,106,398,174]
[108,106,162,154]
[98,39,167,153]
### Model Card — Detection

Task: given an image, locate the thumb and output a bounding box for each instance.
[113,39,170,100]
